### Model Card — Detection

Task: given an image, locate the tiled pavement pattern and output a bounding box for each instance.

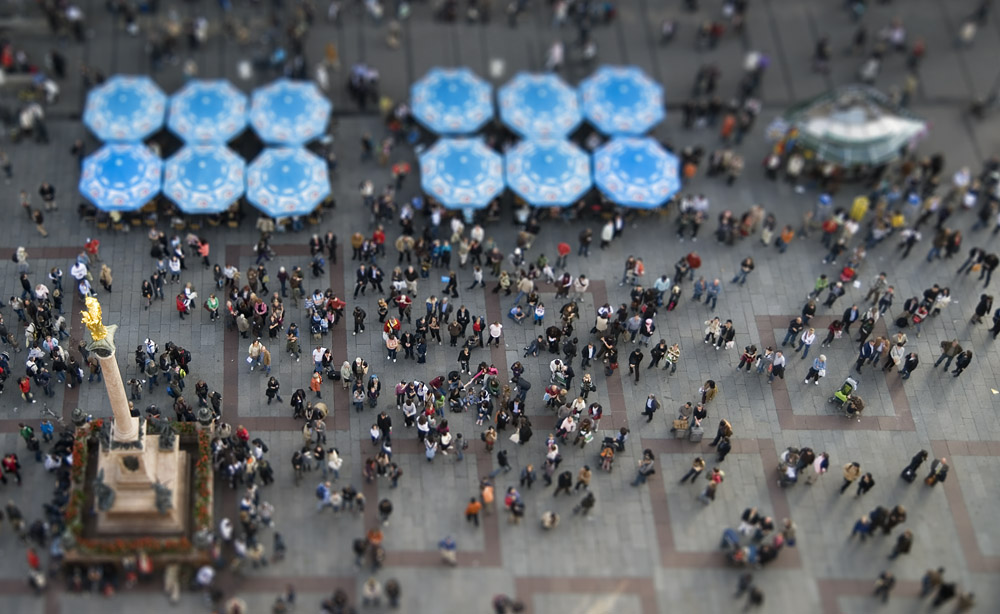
[1,1,1000,614]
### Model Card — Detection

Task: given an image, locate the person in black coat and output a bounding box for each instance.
[901,450,927,482]
[716,436,732,462]
[972,293,993,323]
[627,349,644,382]
[951,350,973,376]
[900,353,919,379]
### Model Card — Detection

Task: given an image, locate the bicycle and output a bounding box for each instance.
[40,402,64,425]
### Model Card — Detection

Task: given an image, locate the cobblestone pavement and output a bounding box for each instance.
[0,1,999,613]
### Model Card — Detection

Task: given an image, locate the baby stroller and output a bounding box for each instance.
[828,376,857,409]
[551,369,568,388]
[599,437,616,472]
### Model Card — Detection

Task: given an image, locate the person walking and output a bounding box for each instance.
[519,464,537,489]
[705,278,721,310]
[900,352,919,379]
[794,327,816,359]
[805,452,829,485]
[901,450,928,482]
[925,457,948,487]
[31,209,47,237]
[840,461,861,494]
[698,467,724,504]
[553,470,573,497]
[873,571,896,603]
[856,472,875,497]
[934,340,963,370]
[265,377,283,405]
[804,354,826,385]
[465,498,482,527]
[888,530,913,559]
[631,450,656,487]
[768,351,786,383]
[628,348,644,382]
[731,257,755,285]
[715,437,732,463]
[572,491,596,516]
[674,454,705,483]
[709,419,732,447]
[641,394,659,422]
[951,350,973,376]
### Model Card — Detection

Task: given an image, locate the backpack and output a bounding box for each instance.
[316,484,326,500]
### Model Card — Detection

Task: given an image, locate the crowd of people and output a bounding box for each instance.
[0,0,995,612]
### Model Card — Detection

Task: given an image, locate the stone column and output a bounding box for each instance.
[93,345,139,442]
[81,297,138,444]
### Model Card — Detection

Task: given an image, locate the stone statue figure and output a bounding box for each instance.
[158,426,177,451]
[152,482,173,515]
[93,469,116,512]
[146,415,171,435]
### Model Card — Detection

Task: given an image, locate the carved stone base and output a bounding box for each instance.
[95,434,190,535]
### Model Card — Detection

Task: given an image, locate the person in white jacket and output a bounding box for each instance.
[326,448,343,481]
[795,328,817,359]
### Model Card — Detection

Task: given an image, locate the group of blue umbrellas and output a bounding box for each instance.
[79,76,331,217]
[413,66,680,212]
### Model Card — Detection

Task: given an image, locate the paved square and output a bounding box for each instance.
[1,1,1000,614]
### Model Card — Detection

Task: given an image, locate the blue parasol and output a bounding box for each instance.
[78,144,162,212]
[82,75,167,142]
[246,148,330,217]
[168,79,248,143]
[410,68,493,134]
[579,66,665,135]
[592,137,680,208]
[249,79,332,145]
[505,140,591,207]
[498,72,582,139]
[163,145,245,215]
[420,138,504,209]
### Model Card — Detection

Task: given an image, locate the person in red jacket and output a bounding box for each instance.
[176,294,189,319]
[686,252,702,279]
[18,376,34,404]
[84,237,100,261]
[555,242,571,269]
[372,226,386,257]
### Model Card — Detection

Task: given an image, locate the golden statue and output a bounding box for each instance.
[81,296,108,341]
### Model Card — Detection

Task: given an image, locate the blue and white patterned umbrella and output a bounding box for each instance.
[579,66,665,135]
[78,144,162,212]
[420,139,504,209]
[82,75,167,142]
[505,140,591,207]
[249,79,332,145]
[246,148,330,217]
[168,80,248,143]
[411,68,493,134]
[498,73,582,139]
[593,137,680,208]
[163,145,245,215]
